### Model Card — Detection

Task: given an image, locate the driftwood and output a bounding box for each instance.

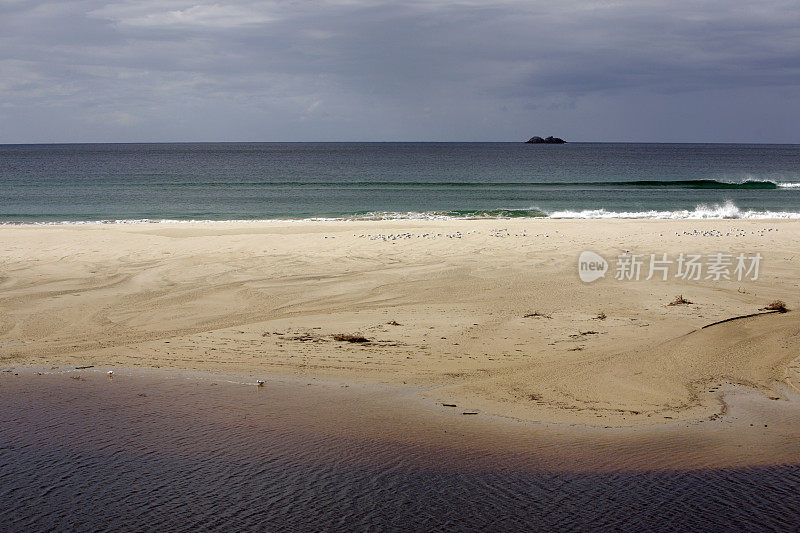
[332,334,370,343]
[701,309,786,329]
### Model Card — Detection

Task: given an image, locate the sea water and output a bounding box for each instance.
[1,142,799,222]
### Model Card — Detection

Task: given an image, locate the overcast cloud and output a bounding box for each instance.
[1,0,799,142]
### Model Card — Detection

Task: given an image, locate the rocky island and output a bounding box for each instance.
[525,136,566,144]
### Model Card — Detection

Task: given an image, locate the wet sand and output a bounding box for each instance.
[2,367,800,531]
[4,366,800,471]
[0,218,798,429]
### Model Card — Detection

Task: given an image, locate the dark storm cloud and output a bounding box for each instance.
[1,0,799,142]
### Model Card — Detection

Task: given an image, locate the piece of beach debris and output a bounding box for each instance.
[760,300,789,313]
[594,311,607,320]
[75,365,94,370]
[462,412,479,415]
[332,333,371,343]
[569,331,599,338]
[701,306,791,329]
[523,312,552,319]
[442,403,457,407]
[387,320,402,326]
[668,295,693,306]
[286,334,319,342]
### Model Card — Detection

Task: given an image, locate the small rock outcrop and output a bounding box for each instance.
[525,136,566,144]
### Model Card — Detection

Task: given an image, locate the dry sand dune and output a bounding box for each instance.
[1,218,798,427]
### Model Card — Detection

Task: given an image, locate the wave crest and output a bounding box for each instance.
[150,178,800,190]
[549,200,800,219]
[2,202,797,224]
[344,209,548,220]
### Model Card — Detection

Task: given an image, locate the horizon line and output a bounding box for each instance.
[2,140,800,146]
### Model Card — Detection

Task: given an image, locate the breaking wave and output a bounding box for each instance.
[147,179,800,190]
[2,202,798,224]
[343,209,548,220]
[549,200,800,219]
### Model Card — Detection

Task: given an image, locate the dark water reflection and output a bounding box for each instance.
[1,369,799,532]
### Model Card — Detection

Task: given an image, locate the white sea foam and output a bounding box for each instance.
[2,200,799,224]
[549,200,800,219]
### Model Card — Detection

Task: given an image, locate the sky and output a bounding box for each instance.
[1,0,799,143]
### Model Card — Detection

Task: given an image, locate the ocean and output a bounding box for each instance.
[1,142,799,223]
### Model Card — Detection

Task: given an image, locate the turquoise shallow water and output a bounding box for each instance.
[1,142,799,222]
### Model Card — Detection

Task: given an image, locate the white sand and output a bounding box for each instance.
[1,218,798,426]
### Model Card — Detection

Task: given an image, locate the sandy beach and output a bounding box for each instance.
[1,218,798,427]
